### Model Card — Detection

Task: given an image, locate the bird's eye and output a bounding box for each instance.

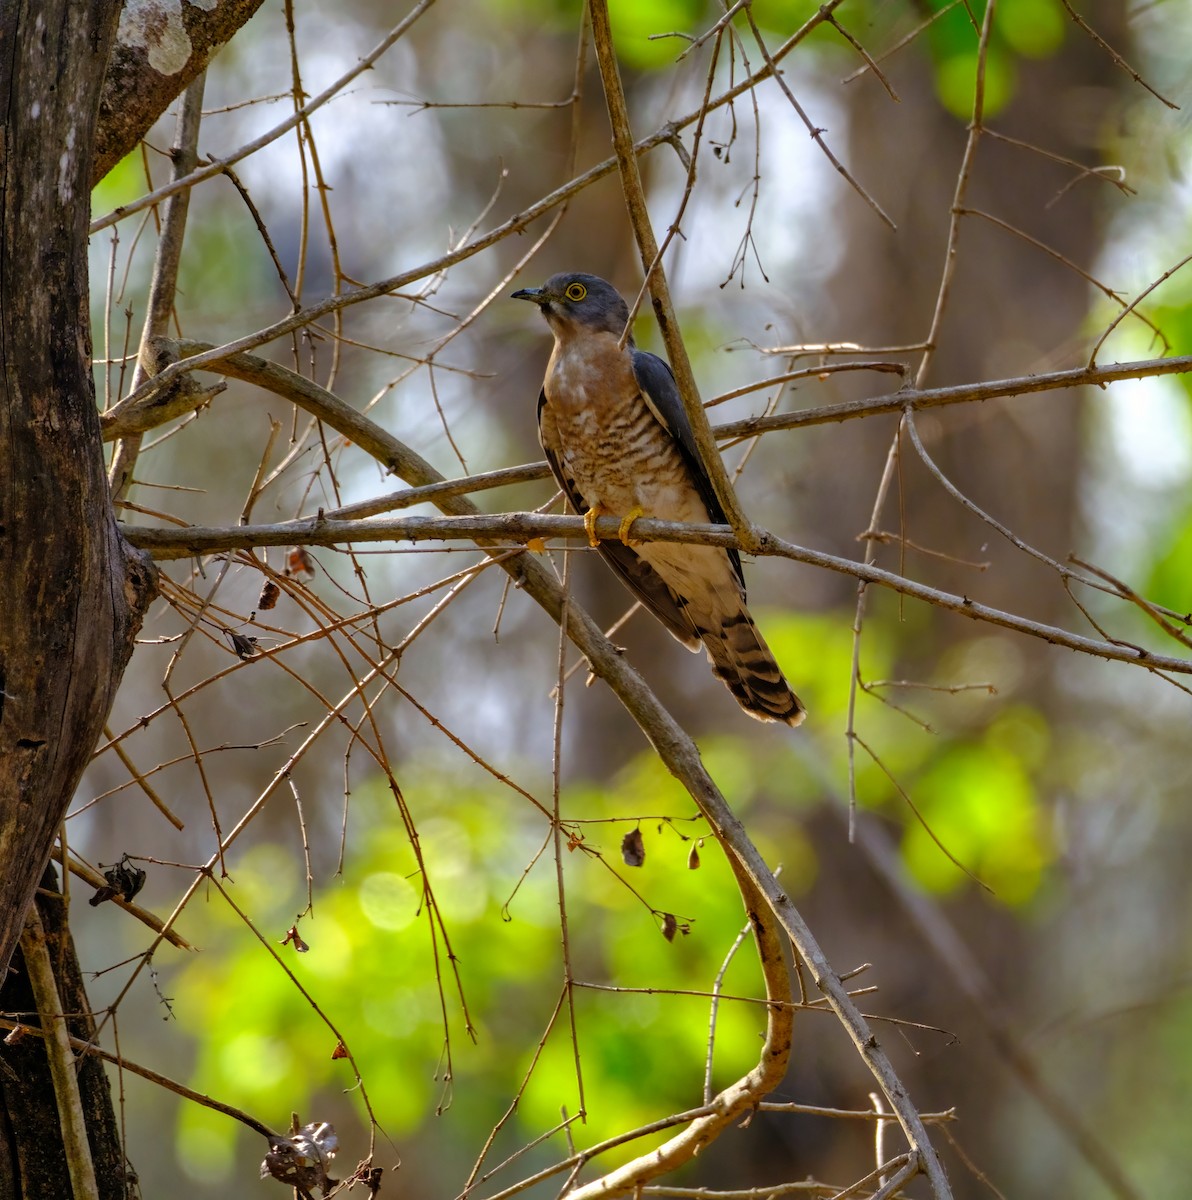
[565,282,587,302]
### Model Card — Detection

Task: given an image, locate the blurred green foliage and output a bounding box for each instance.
[926,0,1067,117]
[92,149,146,215]
[171,760,773,1182]
[482,0,1066,116]
[1128,285,1192,616]
[169,607,1057,1184]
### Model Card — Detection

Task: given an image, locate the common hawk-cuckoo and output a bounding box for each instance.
[513,272,805,726]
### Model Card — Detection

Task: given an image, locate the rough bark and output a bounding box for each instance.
[0,0,155,986]
[0,868,128,1200]
[92,0,268,185]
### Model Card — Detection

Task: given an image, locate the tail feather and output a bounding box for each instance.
[695,605,805,726]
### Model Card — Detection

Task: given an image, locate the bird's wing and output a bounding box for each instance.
[630,349,745,589]
[536,387,701,649]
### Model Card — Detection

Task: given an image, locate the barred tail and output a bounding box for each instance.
[697,605,805,726]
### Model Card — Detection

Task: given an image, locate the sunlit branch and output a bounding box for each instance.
[120,512,1192,679]
[99,1,849,422]
[89,0,442,234]
[590,0,756,552]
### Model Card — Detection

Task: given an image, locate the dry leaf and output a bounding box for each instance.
[621,828,645,867]
[281,925,310,953]
[285,547,316,582]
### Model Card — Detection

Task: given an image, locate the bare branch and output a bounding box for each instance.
[98,1,850,420]
[714,355,1192,440]
[0,1014,278,1140]
[92,0,267,184]
[1058,0,1179,110]
[589,0,757,550]
[109,74,208,502]
[90,0,441,233]
[119,512,1192,679]
[19,908,100,1200]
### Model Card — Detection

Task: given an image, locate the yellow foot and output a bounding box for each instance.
[583,503,606,548]
[617,505,645,546]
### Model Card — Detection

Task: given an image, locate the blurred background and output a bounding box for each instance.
[79,0,1192,1196]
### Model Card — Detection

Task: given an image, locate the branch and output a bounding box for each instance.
[589,0,756,550]
[0,1014,277,1140]
[120,512,1192,678]
[92,0,267,184]
[567,862,794,1200]
[95,1,846,419]
[712,354,1192,440]
[108,74,210,502]
[64,856,193,951]
[19,908,100,1200]
[111,341,950,1191]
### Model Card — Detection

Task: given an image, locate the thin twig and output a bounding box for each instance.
[1058,0,1179,109]
[589,0,757,550]
[118,513,1192,679]
[743,7,895,230]
[0,1015,277,1139]
[108,73,206,503]
[19,907,101,1200]
[102,1,849,432]
[1088,248,1192,366]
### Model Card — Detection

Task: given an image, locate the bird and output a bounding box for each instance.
[512,272,805,726]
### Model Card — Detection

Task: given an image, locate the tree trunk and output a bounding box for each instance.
[93,0,268,186]
[0,2,308,1192]
[0,0,152,990]
[0,867,128,1200]
[0,5,156,1193]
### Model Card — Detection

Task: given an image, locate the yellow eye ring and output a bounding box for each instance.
[565,282,587,302]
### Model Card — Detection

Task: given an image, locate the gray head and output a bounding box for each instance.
[512,272,632,340]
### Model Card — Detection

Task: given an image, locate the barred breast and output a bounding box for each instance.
[539,330,804,725]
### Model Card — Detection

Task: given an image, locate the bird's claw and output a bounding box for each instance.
[583,505,604,548]
[618,506,645,546]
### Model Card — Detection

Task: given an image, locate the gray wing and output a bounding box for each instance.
[536,388,701,649]
[630,350,745,589]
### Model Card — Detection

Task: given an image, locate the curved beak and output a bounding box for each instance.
[511,286,547,304]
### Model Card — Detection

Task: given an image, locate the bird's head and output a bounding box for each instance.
[512,273,632,340]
